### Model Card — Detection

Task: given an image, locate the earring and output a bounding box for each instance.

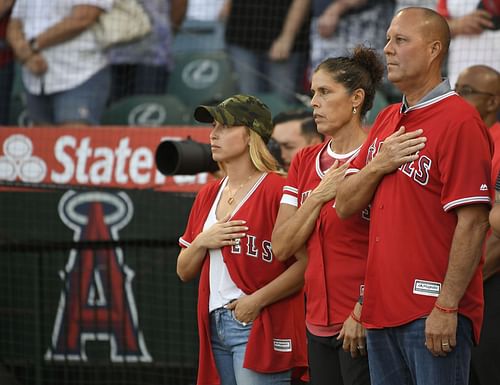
[352,107,357,114]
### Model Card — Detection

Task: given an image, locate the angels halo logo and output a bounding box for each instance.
[45,190,151,362]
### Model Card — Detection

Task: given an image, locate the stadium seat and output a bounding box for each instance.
[172,19,225,54]
[167,51,239,112]
[365,90,389,126]
[101,94,191,126]
[252,92,305,117]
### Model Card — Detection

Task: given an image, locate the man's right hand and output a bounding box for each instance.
[371,126,426,175]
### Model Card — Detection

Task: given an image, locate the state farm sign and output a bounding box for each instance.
[0,126,215,192]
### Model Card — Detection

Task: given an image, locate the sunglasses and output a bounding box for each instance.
[454,85,497,97]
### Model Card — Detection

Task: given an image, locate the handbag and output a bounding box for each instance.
[92,0,152,49]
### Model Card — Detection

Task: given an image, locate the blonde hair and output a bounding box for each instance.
[248,129,280,173]
[217,128,282,175]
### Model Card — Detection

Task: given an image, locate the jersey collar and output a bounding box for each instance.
[400,78,454,113]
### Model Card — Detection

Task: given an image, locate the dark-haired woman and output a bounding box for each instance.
[272,46,385,385]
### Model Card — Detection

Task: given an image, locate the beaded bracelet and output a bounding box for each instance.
[434,302,458,313]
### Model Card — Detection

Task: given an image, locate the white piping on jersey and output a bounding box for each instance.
[401,91,457,113]
[179,237,190,248]
[227,172,268,219]
[280,194,298,207]
[443,196,491,212]
[315,139,362,178]
[178,174,268,248]
[283,186,298,194]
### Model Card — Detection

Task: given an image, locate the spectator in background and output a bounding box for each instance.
[272,109,324,171]
[437,0,500,86]
[107,0,187,105]
[7,0,111,126]
[224,0,311,103]
[310,0,394,79]
[395,0,436,13]
[172,0,226,53]
[455,64,500,385]
[455,65,500,183]
[0,0,14,126]
[187,0,226,22]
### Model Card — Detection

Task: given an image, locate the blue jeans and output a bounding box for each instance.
[26,66,110,125]
[210,307,291,385]
[366,316,473,385]
[227,44,305,103]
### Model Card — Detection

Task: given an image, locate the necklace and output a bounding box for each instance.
[225,174,254,205]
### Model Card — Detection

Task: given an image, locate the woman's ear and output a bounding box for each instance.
[352,88,366,110]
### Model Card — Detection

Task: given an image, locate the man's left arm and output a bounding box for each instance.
[424,204,489,356]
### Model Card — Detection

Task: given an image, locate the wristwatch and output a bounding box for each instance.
[29,37,40,53]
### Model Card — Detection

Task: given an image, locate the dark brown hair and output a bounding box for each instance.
[315,45,385,118]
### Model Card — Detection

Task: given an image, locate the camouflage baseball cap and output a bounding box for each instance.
[194,94,273,143]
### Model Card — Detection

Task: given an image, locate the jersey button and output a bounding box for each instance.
[375,236,380,242]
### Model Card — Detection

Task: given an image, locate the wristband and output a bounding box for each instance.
[350,311,361,324]
[434,302,458,313]
[29,38,40,53]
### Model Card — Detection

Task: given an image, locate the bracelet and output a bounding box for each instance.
[434,302,458,313]
[29,37,40,53]
[350,311,361,324]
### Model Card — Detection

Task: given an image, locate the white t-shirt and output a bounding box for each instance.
[207,177,244,312]
[12,0,113,94]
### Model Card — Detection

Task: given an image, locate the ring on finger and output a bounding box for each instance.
[357,345,365,350]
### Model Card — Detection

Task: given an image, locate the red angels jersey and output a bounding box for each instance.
[179,172,307,385]
[349,92,493,342]
[489,121,500,187]
[283,141,369,329]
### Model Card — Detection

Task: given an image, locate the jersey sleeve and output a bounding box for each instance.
[281,151,301,207]
[178,189,208,248]
[439,117,492,211]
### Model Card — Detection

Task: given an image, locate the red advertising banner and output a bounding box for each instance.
[0,126,216,192]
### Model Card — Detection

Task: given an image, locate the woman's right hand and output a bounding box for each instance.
[310,160,350,204]
[195,213,248,250]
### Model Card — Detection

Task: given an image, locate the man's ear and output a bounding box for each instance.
[429,40,442,62]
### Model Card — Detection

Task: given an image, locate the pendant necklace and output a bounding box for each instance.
[225,174,254,205]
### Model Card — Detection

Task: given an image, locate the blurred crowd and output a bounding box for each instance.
[0,0,498,127]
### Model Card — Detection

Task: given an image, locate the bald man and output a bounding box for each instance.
[335,8,492,385]
[456,65,500,183]
[456,65,500,385]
